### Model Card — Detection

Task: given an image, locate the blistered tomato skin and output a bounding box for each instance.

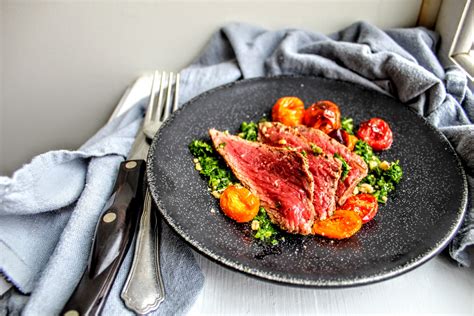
[357,118,393,151]
[220,185,260,223]
[272,97,305,126]
[342,193,379,223]
[312,210,362,240]
[303,101,341,134]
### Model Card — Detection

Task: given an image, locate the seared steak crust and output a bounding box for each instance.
[295,125,368,205]
[258,122,342,220]
[209,129,315,235]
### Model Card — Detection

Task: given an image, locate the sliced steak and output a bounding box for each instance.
[209,129,315,234]
[295,125,368,205]
[258,122,342,220]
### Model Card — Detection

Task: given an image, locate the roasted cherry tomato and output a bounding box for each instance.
[312,210,362,239]
[220,185,260,223]
[356,118,393,151]
[329,129,359,151]
[342,193,379,223]
[303,100,341,134]
[272,96,305,126]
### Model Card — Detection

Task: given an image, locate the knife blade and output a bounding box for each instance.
[61,75,153,316]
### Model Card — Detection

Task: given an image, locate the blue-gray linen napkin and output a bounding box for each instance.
[1,21,473,314]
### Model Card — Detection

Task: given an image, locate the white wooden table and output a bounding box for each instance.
[189,252,474,315]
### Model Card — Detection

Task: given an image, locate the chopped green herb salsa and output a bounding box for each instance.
[341,117,354,134]
[354,139,403,203]
[252,207,280,245]
[334,153,351,181]
[188,140,235,192]
[310,143,323,155]
[238,121,258,141]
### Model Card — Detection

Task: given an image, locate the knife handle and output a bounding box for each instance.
[121,188,165,314]
[62,159,146,316]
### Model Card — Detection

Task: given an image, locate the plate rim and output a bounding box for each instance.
[147,75,468,287]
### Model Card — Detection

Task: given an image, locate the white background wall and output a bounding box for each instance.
[0,0,422,176]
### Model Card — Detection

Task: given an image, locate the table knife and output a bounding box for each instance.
[61,76,155,316]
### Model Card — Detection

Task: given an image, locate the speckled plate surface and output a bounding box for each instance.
[147,76,468,287]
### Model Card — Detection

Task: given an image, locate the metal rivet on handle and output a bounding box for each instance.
[64,310,80,316]
[103,212,117,223]
[125,161,137,169]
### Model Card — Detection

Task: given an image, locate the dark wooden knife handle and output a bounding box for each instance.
[62,159,146,316]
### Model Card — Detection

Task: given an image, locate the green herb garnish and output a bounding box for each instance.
[188,139,214,157]
[253,207,280,245]
[341,117,354,134]
[354,140,403,203]
[238,121,258,141]
[189,140,235,192]
[334,153,351,180]
[301,150,307,158]
[310,143,323,155]
[386,161,403,183]
[354,139,376,163]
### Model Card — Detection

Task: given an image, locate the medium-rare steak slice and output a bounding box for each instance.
[209,129,315,234]
[295,125,368,205]
[258,122,342,220]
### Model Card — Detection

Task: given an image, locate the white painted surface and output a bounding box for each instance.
[0,0,422,175]
[189,253,474,315]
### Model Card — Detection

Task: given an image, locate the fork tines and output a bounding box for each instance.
[147,71,180,123]
[143,71,180,140]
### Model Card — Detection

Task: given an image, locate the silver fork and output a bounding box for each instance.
[121,71,180,314]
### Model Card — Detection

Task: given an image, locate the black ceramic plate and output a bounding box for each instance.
[147,76,468,287]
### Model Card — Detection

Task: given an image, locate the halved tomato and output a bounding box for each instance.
[312,210,362,239]
[356,118,393,151]
[342,193,378,223]
[303,100,341,134]
[220,185,260,223]
[272,96,305,126]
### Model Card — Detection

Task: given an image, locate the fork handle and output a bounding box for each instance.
[121,188,165,314]
[62,159,146,316]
